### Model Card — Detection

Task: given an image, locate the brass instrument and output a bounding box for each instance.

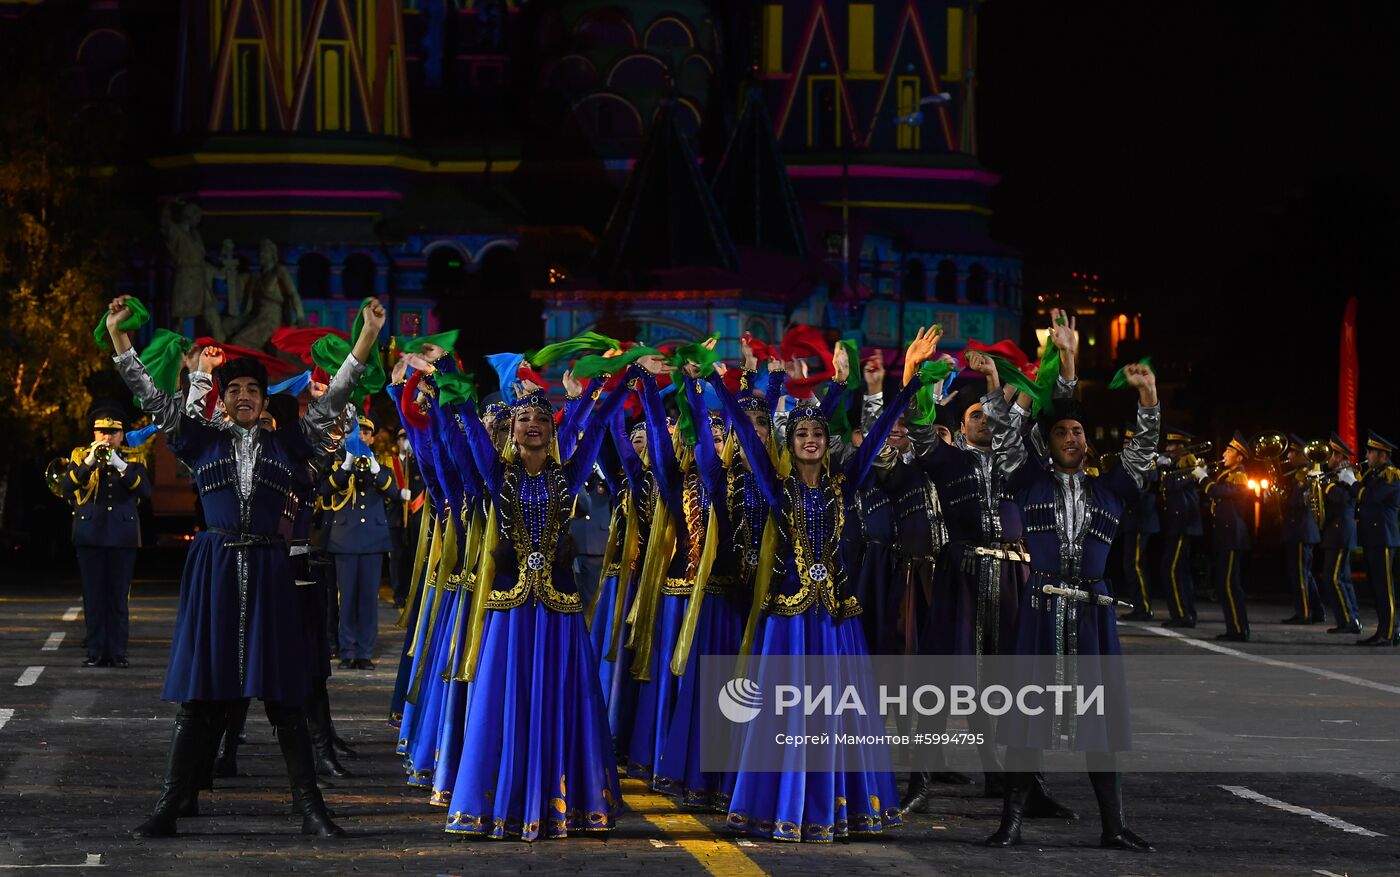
[1097,451,1121,473]
[92,443,113,467]
[1252,431,1289,501]
[352,454,373,475]
[44,457,69,498]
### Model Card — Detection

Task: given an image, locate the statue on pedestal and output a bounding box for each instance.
[160,200,226,342]
[228,239,307,350]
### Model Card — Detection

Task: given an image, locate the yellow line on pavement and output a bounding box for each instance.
[622,778,767,877]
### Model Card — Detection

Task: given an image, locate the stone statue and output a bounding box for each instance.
[160,200,225,341]
[228,239,307,350]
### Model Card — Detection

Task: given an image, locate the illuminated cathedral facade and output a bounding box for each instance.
[5,0,1021,363]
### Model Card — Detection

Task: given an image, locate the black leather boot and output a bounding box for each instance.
[982,771,1031,847]
[306,679,352,779]
[898,771,933,817]
[213,698,250,779]
[1025,772,1078,819]
[1089,771,1152,851]
[132,704,206,838]
[268,702,345,837]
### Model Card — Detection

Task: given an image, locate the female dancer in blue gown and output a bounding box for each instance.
[708,330,937,842]
[438,363,632,841]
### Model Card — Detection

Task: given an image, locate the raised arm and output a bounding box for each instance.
[558,373,602,461]
[842,374,921,492]
[709,370,782,511]
[682,373,731,535]
[301,299,384,447]
[1111,363,1161,493]
[635,367,681,510]
[563,370,633,496]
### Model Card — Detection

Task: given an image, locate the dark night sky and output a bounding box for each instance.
[975,2,1400,441]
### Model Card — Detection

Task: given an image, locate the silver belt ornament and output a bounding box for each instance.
[526,550,547,571]
[808,562,829,583]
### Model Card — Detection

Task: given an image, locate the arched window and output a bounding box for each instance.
[900,259,926,301]
[934,259,958,303]
[343,253,377,299]
[426,246,468,297]
[966,263,988,304]
[297,253,330,297]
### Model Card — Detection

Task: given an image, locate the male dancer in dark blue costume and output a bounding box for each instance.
[104,294,385,839]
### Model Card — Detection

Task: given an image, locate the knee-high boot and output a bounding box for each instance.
[1088,770,1152,851]
[1025,772,1078,820]
[132,703,208,838]
[305,678,352,778]
[214,697,250,778]
[982,771,1032,847]
[266,701,345,837]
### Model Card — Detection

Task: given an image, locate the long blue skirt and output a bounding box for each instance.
[626,593,686,780]
[404,588,460,786]
[590,573,640,743]
[654,593,746,808]
[725,607,902,843]
[163,532,313,704]
[444,601,621,841]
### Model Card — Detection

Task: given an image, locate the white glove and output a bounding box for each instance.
[341,450,354,471]
[1192,466,1208,482]
[1157,454,1171,466]
[111,455,128,473]
[368,457,381,475]
[400,488,411,501]
[84,451,97,467]
[1338,468,1357,486]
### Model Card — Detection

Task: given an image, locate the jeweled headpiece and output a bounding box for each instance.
[511,390,553,417]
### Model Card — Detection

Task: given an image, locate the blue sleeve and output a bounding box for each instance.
[563,373,633,496]
[637,371,682,514]
[684,375,731,535]
[766,372,786,416]
[709,371,781,512]
[842,376,919,492]
[445,390,503,497]
[610,405,645,489]
[558,377,603,460]
[819,378,847,422]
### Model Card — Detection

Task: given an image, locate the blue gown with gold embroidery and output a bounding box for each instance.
[709,373,920,843]
[442,379,630,841]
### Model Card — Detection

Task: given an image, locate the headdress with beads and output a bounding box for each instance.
[511,390,555,418]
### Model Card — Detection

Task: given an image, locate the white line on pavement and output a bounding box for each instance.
[15,667,44,687]
[0,853,106,869]
[60,607,80,622]
[0,709,13,732]
[1315,870,1348,877]
[1220,785,1385,837]
[1127,623,1400,696]
[40,633,64,652]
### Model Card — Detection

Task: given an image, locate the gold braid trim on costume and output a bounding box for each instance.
[670,503,720,678]
[397,507,434,629]
[605,490,641,662]
[441,508,484,679]
[627,496,676,682]
[67,448,101,506]
[455,502,499,682]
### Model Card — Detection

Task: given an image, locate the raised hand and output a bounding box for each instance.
[105,295,135,331]
[401,353,436,375]
[966,350,996,377]
[636,354,670,376]
[766,356,784,373]
[1049,307,1077,356]
[741,337,758,371]
[1123,362,1158,406]
[360,298,387,336]
[863,352,886,395]
[832,342,850,384]
[562,369,583,398]
[390,356,409,385]
[198,346,225,374]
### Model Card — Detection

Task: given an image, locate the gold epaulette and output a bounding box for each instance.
[1225,470,1250,486]
[1384,467,1400,484]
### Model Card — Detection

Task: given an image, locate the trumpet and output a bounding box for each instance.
[92,443,113,467]
[44,457,69,498]
[352,454,373,474]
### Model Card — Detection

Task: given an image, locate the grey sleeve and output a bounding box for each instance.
[113,348,184,439]
[1055,374,1078,400]
[186,370,217,421]
[861,390,884,434]
[908,421,941,460]
[1119,404,1162,490]
[303,352,369,447]
[984,390,1027,477]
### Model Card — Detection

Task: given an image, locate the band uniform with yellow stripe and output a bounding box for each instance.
[61,401,150,667]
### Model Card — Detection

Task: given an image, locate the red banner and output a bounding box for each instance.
[1338,296,1359,459]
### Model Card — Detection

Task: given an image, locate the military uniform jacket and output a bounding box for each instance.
[1355,464,1400,548]
[62,451,151,548]
[1321,478,1357,550]
[1278,470,1321,544]
[1203,467,1253,551]
[321,464,395,554]
[1159,467,1203,537]
[1119,464,1160,535]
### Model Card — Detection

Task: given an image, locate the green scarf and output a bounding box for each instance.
[311,298,386,398]
[909,359,956,426]
[571,345,664,380]
[137,330,193,397]
[94,298,150,350]
[1108,357,1153,390]
[529,330,622,367]
[435,370,478,405]
[667,335,720,446]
